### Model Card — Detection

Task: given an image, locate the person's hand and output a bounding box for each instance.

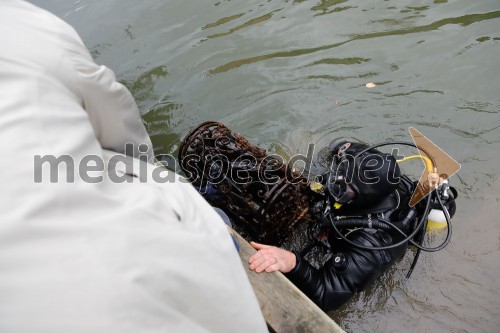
[248,242,296,273]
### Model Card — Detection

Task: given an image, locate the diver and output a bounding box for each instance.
[248,140,421,311]
[178,122,457,312]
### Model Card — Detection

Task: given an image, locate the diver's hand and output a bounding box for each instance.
[249,242,296,273]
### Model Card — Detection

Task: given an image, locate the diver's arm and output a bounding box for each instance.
[285,229,407,312]
[249,242,296,273]
[285,254,355,311]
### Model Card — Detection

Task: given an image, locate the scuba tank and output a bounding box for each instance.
[426,180,457,231]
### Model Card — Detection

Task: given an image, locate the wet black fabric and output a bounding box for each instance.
[285,228,407,312]
[284,142,413,312]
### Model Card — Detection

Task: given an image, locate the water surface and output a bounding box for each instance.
[30,0,500,332]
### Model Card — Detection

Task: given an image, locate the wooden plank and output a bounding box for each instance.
[234,232,346,333]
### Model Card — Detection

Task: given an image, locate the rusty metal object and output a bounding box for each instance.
[178,121,316,245]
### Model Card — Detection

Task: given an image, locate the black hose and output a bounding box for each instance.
[404,193,453,277]
[328,194,431,251]
[329,217,393,231]
[353,141,438,168]
[406,220,427,278]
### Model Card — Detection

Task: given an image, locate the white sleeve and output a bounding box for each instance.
[61,26,154,162]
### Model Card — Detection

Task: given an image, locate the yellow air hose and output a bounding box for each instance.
[397,155,448,230]
[396,154,434,173]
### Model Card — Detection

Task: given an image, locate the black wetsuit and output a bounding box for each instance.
[285,228,407,312]
[284,177,415,312]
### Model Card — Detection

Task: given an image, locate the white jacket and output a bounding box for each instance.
[0,1,267,332]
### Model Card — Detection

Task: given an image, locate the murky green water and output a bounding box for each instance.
[30,0,500,331]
